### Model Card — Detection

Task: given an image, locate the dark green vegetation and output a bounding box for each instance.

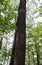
[0,0,42,65]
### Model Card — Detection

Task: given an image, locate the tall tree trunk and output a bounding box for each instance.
[0,37,3,49]
[10,0,26,65]
[36,43,40,65]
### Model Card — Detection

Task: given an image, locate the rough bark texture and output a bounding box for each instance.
[10,0,26,65]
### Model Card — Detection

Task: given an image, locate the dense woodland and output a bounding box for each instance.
[0,0,42,65]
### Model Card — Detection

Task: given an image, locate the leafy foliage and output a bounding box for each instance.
[0,0,18,35]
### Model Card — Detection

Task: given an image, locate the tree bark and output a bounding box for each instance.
[35,40,40,65]
[36,43,40,65]
[10,0,26,65]
[0,37,3,49]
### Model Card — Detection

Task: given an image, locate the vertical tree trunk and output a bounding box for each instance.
[10,0,26,65]
[35,40,40,65]
[36,43,40,65]
[0,37,2,49]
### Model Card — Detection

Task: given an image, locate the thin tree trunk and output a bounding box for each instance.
[0,37,3,49]
[36,43,40,65]
[10,0,26,65]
